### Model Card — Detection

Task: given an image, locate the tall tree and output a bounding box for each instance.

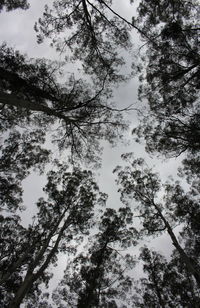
[114,153,200,286]
[1,167,105,308]
[133,248,169,308]
[0,129,50,212]
[133,247,200,307]
[35,0,132,83]
[132,0,200,159]
[0,215,27,308]
[168,180,200,265]
[0,43,128,164]
[53,207,137,308]
[0,0,137,164]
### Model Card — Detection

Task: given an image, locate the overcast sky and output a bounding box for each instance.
[0,0,183,300]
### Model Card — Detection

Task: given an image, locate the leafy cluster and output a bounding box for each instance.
[35,0,132,82]
[1,0,200,307]
[0,0,29,12]
[133,0,200,159]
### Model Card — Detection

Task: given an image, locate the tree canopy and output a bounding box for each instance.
[0,43,128,165]
[132,0,200,160]
[1,0,200,307]
[35,0,132,82]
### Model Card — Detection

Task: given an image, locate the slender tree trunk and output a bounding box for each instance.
[153,201,200,287]
[0,211,67,286]
[8,214,71,308]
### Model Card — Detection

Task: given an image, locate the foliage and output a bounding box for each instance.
[1,0,200,307]
[35,0,132,83]
[133,0,200,160]
[0,129,50,212]
[114,153,200,285]
[0,43,128,165]
[133,247,200,307]
[0,0,29,12]
[52,208,137,308]
[1,167,104,307]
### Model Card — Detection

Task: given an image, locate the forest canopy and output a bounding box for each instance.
[0,0,200,307]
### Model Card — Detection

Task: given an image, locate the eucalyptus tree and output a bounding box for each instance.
[132,0,200,159]
[133,247,200,307]
[0,0,135,165]
[114,153,200,286]
[35,0,133,83]
[0,129,50,212]
[133,248,169,308]
[0,43,129,165]
[1,167,106,308]
[52,207,137,308]
[166,250,200,307]
[0,128,50,305]
[170,180,200,265]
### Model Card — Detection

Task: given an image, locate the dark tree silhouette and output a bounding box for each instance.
[133,247,200,307]
[1,167,105,308]
[0,44,128,164]
[35,0,132,83]
[53,208,136,308]
[114,153,200,286]
[132,0,200,159]
[0,129,50,212]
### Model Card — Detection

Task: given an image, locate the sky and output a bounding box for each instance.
[0,0,184,302]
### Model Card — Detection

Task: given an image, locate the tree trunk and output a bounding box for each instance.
[8,216,72,308]
[0,211,67,286]
[0,67,56,102]
[77,240,109,308]
[153,201,200,287]
[8,272,34,308]
[0,90,71,123]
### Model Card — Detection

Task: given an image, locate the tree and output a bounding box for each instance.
[53,207,137,308]
[0,1,134,176]
[1,167,105,308]
[0,129,50,212]
[114,153,200,286]
[35,0,132,83]
[134,0,200,114]
[132,0,200,159]
[166,250,200,307]
[133,108,200,158]
[168,180,200,265]
[132,247,200,307]
[0,43,128,165]
[0,0,137,165]
[133,248,169,308]
[0,215,27,308]
[0,2,134,306]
